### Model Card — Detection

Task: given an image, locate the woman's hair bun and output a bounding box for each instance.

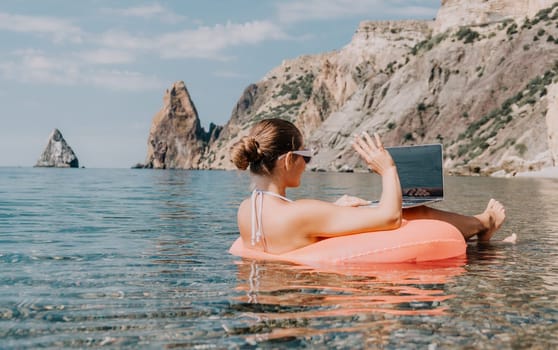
[230,136,263,170]
[244,136,263,163]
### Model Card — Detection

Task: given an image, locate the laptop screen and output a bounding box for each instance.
[386,144,444,198]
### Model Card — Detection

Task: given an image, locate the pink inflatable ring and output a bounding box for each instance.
[229,219,466,266]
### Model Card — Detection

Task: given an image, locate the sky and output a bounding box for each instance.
[0,0,440,168]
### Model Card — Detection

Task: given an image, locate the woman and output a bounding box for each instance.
[230,118,506,255]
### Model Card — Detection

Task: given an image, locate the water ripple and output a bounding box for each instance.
[0,169,557,348]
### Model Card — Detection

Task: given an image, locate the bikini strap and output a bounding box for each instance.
[250,190,293,251]
[259,190,292,202]
[250,190,268,250]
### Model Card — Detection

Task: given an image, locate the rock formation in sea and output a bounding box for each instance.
[35,128,79,168]
[141,1,558,176]
[141,81,221,169]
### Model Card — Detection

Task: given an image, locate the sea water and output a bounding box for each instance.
[0,168,557,349]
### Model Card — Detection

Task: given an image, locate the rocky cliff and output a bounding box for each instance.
[547,82,558,165]
[141,81,221,169]
[35,128,79,168]
[144,1,558,176]
[434,0,556,34]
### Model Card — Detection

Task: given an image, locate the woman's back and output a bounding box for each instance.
[237,192,320,254]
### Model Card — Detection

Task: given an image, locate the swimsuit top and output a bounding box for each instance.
[251,189,292,252]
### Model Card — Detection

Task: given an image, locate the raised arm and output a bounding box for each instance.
[295,132,402,238]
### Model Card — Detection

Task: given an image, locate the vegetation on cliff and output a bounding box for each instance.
[144,1,558,175]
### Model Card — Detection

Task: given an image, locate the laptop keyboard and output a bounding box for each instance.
[367,197,441,208]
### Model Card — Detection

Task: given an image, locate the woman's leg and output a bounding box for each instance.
[403,199,506,241]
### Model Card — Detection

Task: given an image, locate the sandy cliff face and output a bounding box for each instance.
[199,54,328,169]
[330,9,558,175]
[298,20,432,136]
[434,0,555,34]
[198,19,432,170]
[143,1,558,176]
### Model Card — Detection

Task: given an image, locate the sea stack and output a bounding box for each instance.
[35,128,79,168]
[142,81,220,169]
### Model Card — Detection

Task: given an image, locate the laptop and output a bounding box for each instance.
[368,143,444,208]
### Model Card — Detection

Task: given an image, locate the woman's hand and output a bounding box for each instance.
[334,194,371,207]
[352,132,395,175]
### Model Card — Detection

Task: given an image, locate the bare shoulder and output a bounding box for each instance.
[290,198,339,213]
[237,198,250,224]
[284,198,342,227]
[236,197,252,241]
[238,197,251,210]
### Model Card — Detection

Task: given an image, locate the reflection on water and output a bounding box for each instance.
[228,258,466,345]
[1,169,557,348]
[235,260,467,314]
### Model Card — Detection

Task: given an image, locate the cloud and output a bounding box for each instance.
[75,49,136,65]
[276,0,438,23]
[0,50,163,91]
[0,49,79,85]
[101,3,186,23]
[96,30,153,51]
[84,70,164,91]
[0,11,83,43]
[0,9,290,91]
[158,20,288,59]
[98,20,289,60]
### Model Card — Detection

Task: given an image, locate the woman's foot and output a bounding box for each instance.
[502,233,517,244]
[474,199,506,242]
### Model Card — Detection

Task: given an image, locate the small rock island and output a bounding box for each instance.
[35,128,80,168]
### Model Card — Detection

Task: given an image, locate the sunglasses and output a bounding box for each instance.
[279,149,313,164]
